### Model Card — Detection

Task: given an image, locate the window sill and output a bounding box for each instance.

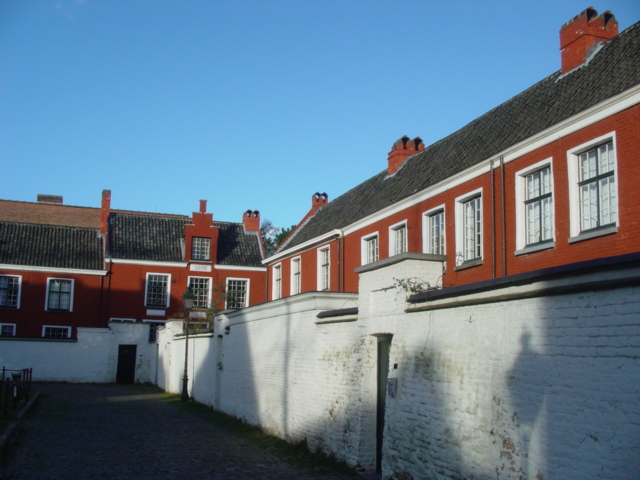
[568,225,618,244]
[515,242,555,256]
[454,259,483,271]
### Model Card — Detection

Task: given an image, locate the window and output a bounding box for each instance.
[145,274,170,308]
[46,279,73,312]
[43,326,71,339]
[144,320,164,343]
[389,223,407,256]
[1,324,16,336]
[0,275,20,309]
[568,134,618,242]
[273,265,282,300]
[515,160,555,254]
[361,234,379,265]
[226,279,248,309]
[192,237,211,261]
[318,247,330,291]
[455,190,482,266]
[188,277,211,308]
[291,257,301,295]
[424,208,445,255]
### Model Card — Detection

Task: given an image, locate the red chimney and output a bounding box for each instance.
[243,210,260,232]
[100,189,111,236]
[560,7,618,74]
[199,199,207,214]
[387,136,424,175]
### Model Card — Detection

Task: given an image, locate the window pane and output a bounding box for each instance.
[189,278,210,308]
[227,280,247,309]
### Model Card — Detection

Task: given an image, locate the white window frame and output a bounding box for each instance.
[226,277,250,309]
[290,257,302,295]
[145,273,171,309]
[0,274,22,309]
[389,221,408,257]
[515,158,555,254]
[422,206,446,255]
[45,278,75,312]
[191,237,211,261]
[317,246,330,291]
[361,232,379,265]
[188,276,212,309]
[455,189,483,266]
[42,325,71,339]
[0,323,16,336]
[272,264,282,300]
[567,132,619,242]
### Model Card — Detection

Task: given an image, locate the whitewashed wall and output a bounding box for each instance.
[0,322,156,383]
[155,256,640,479]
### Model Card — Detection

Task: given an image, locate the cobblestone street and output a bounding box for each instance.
[0,383,360,480]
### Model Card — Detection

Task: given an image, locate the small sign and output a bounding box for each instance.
[190,264,212,272]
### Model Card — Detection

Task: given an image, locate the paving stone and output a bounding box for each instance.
[0,383,361,480]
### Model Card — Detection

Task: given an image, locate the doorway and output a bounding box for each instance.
[116,344,137,384]
[376,335,392,474]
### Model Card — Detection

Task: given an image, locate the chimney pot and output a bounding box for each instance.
[387,136,424,175]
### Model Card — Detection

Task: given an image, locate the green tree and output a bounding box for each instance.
[261,220,297,257]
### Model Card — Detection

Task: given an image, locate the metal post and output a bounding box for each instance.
[180,310,190,401]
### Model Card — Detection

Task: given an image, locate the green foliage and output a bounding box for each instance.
[261,219,297,257]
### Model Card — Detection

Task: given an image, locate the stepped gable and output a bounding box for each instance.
[0,222,103,270]
[283,21,640,250]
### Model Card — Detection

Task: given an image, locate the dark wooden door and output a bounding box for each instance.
[116,344,137,384]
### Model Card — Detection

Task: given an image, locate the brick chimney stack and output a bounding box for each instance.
[387,136,424,175]
[37,194,63,204]
[560,7,618,74]
[199,199,207,214]
[311,192,328,214]
[243,210,260,232]
[100,189,111,236]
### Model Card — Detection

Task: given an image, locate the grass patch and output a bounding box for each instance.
[163,393,357,476]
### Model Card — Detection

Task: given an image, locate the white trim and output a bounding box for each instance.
[42,325,72,339]
[317,245,331,291]
[272,263,282,300]
[144,272,172,309]
[0,264,107,276]
[567,131,618,239]
[188,275,212,309]
[264,229,342,265]
[290,256,302,295]
[388,220,408,257]
[108,258,187,268]
[0,274,22,309]
[455,188,483,265]
[225,277,250,309]
[215,264,267,272]
[360,232,379,266]
[0,323,16,336]
[422,205,446,256]
[514,158,555,252]
[45,278,75,312]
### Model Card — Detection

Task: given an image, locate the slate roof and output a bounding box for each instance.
[108,212,263,267]
[0,222,104,270]
[281,21,640,252]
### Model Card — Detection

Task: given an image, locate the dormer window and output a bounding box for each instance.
[192,237,211,261]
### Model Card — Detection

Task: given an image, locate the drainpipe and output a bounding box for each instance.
[500,156,507,277]
[490,159,496,279]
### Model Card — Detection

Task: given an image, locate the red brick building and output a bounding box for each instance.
[264,8,640,301]
[0,192,266,340]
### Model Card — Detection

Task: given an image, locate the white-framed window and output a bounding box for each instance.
[361,233,379,265]
[145,273,171,308]
[455,189,482,265]
[0,323,16,336]
[110,318,136,323]
[515,159,555,254]
[0,275,21,309]
[317,246,330,291]
[143,319,165,343]
[45,278,74,312]
[192,237,211,261]
[568,133,618,241]
[226,278,249,309]
[290,257,301,295]
[423,207,445,255]
[272,264,282,300]
[42,325,71,339]
[389,221,408,256]
[188,276,211,308]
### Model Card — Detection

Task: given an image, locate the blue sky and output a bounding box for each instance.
[2,1,639,230]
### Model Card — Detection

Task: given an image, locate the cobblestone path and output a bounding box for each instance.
[0,383,360,480]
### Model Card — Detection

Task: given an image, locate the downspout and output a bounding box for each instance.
[490,159,496,279]
[106,258,113,322]
[500,156,507,277]
[337,236,343,291]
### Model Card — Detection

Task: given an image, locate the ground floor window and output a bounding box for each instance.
[43,326,71,339]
